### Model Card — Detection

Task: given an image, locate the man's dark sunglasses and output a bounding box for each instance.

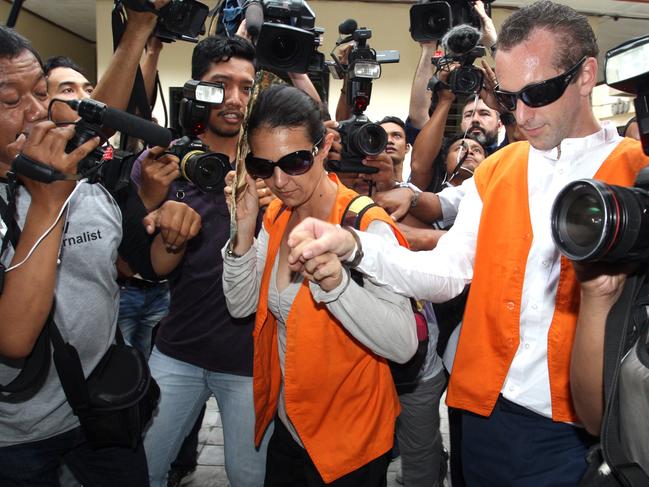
[245,144,320,180]
[494,56,587,112]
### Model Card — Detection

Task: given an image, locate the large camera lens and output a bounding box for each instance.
[271,34,299,65]
[449,67,484,95]
[351,123,388,156]
[551,179,649,262]
[180,151,229,193]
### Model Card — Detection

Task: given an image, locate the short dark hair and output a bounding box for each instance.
[440,133,486,163]
[379,116,406,132]
[191,35,255,80]
[0,25,42,67]
[248,85,325,147]
[497,0,598,71]
[43,56,85,77]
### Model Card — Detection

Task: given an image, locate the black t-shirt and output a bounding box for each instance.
[155,180,255,376]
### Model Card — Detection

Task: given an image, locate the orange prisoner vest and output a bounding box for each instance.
[447,138,649,423]
[253,175,409,483]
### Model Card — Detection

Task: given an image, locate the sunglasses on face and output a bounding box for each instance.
[245,144,320,180]
[494,56,587,112]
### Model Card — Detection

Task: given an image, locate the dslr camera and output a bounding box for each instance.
[329,22,399,173]
[551,35,649,263]
[244,0,324,74]
[171,80,231,193]
[120,0,209,43]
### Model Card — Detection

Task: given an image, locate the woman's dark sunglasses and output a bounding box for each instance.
[494,56,587,112]
[245,144,320,180]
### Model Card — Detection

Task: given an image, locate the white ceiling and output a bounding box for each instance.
[7,0,649,77]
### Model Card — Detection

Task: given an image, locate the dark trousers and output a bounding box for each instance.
[265,417,390,487]
[0,426,148,487]
[462,395,596,487]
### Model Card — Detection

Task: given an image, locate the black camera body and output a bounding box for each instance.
[551,35,649,264]
[121,0,208,43]
[332,114,387,173]
[410,0,492,42]
[250,0,323,74]
[174,80,230,193]
[327,24,397,173]
[432,24,486,95]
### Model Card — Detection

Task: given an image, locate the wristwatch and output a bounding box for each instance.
[396,181,422,208]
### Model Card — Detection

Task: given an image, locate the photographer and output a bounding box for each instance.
[0,26,200,486]
[287,2,649,484]
[134,35,272,487]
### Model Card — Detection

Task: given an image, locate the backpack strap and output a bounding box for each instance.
[341,195,376,287]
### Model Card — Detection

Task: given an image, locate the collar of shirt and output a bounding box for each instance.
[532,122,620,163]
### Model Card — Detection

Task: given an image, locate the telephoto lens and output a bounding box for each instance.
[351,122,388,156]
[551,177,649,262]
[178,150,230,193]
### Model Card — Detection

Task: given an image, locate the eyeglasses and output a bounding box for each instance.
[494,56,587,112]
[245,144,320,180]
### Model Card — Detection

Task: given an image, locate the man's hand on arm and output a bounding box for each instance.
[0,123,100,358]
[143,200,201,276]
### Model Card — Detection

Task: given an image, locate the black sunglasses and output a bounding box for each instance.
[494,56,587,112]
[245,143,320,180]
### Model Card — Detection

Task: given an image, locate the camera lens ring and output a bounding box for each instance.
[352,123,388,156]
[551,179,620,261]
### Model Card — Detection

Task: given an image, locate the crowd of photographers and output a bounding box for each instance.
[1,0,649,486]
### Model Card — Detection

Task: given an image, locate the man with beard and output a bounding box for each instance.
[132,36,272,487]
[460,98,501,153]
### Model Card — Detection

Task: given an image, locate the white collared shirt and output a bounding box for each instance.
[355,123,623,418]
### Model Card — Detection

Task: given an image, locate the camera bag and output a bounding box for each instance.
[50,320,160,449]
[580,272,649,486]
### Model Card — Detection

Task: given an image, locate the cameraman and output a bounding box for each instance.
[0,26,200,486]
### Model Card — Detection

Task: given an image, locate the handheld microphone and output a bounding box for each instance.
[68,99,172,148]
[244,1,264,39]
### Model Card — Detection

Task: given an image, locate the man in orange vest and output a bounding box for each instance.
[286,1,649,485]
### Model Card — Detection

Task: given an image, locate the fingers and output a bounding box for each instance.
[390,201,410,221]
[145,202,202,250]
[143,209,160,234]
[68,135,101,167]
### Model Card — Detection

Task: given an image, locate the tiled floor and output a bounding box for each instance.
[180,394,451,487]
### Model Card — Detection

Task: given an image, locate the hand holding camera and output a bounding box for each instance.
[18,121,100,207]
[139,145,181,211]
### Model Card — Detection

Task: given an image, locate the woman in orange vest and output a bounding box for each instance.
[222,85,418,486]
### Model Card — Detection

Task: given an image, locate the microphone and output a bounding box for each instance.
[338,18,358,36]
[442,24,482,56]
[68,99,172,148]
[245,1,264,39]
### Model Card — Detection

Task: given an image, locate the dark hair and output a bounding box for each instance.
[497,0,598,71]
[248,85,325,147]
[439,133,486,165]
[462,97,499,119]
[0,25,42,67]
[379,116,406,132]
[191,35,255,80]
[43,56,85,77]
